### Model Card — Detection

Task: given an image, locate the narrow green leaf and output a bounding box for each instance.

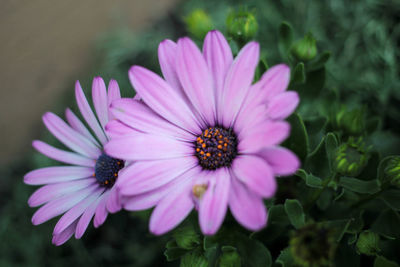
[338,177,380,194]
[380,189,400,211]
[180,252,208,267]
[374,256,399,267]
[371,209,400,239]
[308,51,331,71]
[279,21,293,52]
[325,132,338,173]
[268,204,290,225]
[284,199,306,229]
[292,62,305,84]
[296,169,323,188]
[164,247,189,261]
[283,113,309,161]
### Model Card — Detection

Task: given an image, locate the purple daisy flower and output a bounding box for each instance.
[105,30,300,235]
[24,77,125,245]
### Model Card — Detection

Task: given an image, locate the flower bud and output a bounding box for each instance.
[291,33,317,61]
[172,225,200,250]
[185,9,214,40]
[226,10,258,42]
[335,137,370,177]
[218,247,241,267]
[356,231,380,256]
[335,106,365,136]
[385,156,400,187]
[290,223,336,267]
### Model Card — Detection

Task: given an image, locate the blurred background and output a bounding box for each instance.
[1,0,399,266]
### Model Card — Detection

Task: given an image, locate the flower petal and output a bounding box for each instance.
[52,220,78,246]
[24,166,94,185]
[53,187,104,235]
[107,79,121,121]
[106,185,122,213]
[28,178,95,207]
[110,98,194,141]
[129,66,202,134]
[257,147,300,176]
[105,134,193,161]
[203,30,233,96]
[258,64,291,100]
[267,91,299,120]
[75,81,108,144]
[149,168,199,235]
[229,174,268,231]
[31,184,98,225]
[220,42,260,127]
[177,37,216,125]
[43,112,101,158]
[118,156,198,195]
[93,190,110,228]
[65,108,100,147]
[32,140,95,168]
[92,77,109,129]
[105,120,138,140]
[232,155,277,198]
[75,194,103,239]
[198,168,230,235]
[158,39,183,94]
[238,121,290,154]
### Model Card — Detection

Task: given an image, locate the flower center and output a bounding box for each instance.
[194,126,237,170]
[94,153,125,187]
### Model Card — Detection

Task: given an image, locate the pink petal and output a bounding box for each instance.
[53,187,104,235]
[107,79,121,120]
[229,174,268,230]
[43,112,101,158]
[198,168,230,235]
[52,220,78,246]
[94,190,110,228]
[110,98,194,141]
[129,66,202,134]
[106,185,122,213]
[75,195,103,239]
[32,140,95,168]
[232,155,277,198]
[238,121,290,154]
[267,91,299,120]
[92,77,109,129]
[234,104,268,138]
[24,166,94,185]
[258,64,291,101]
[203,30,233,97]
[118,156,198,195]
[149,168,200,235]
[177,37,216,125]
[75,81,108,144]
[65,108,100,147]
[105,134,193,161]
[158,39,183,94]
[28,178,95,207]
[31,184,98,225]
[105,120,138,140]
[257,146,300,176]
[220,42,260,127]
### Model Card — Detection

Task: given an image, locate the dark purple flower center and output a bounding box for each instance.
[194,126,237,170]
[94,153,125,188]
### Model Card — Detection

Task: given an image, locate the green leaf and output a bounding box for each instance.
[275,248,295,267]
[296,169,323,188]
[284,199,306,229]
[316,188,333,210]
[355,230,380,256]
[338,177,380,194]
[304,116,328,150]
[235,235,272,267]
[292,62,305,84]
[180,252,208,267]
[374,256,399,267]
[283,113,309,161]
[308,51,331,71]
[306,134,331,178]
[346,211,365,234]
[379,189,400,211]
[278,21,294,54]
[371,209,400,239]
[268,204,290,225]
[325,133,339,173]
[164,247,189,262]
[347,234,357,245]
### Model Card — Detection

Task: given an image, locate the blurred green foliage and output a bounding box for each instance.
[1,0,400,266]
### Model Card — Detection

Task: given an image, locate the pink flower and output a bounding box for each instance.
[105,30,300,235]
[24,77,125,245]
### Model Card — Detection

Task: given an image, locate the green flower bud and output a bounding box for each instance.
[290,223,336,267]
[291,33,317,61]
[180,252,208,267]
[335,106,365,136]
[218,246,241,267]
[173,225,200,250]
[356,231,380,256]
[335,137,370,177]
[226,10,258,42]
[385,156,400,187]
[185,9,214,40]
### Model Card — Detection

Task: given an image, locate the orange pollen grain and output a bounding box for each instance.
[206,152,211,157]
[200,151,204,155]
[114,173,118,177]
[202,143,206,148]
[217,145,222,149]
[196,148,200,152]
